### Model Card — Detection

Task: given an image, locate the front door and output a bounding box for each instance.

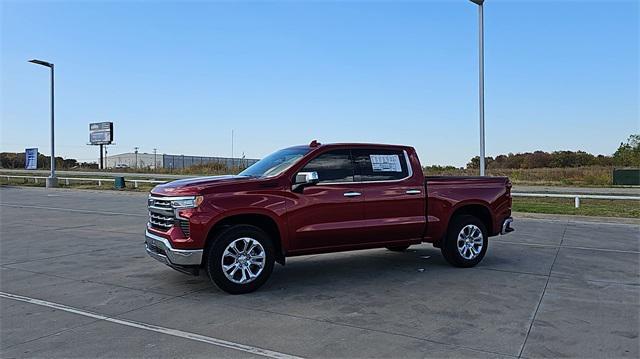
[287,149,365,251]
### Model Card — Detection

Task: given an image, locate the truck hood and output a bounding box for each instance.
[151,175,251,196]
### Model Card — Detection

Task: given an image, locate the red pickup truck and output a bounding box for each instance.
[146,142,514,294]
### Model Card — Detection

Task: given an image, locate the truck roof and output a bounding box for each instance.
[290,142,411,151]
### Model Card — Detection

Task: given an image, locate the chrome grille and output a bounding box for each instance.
[147,196,194,237]
[149,197,172,212]
[148,196,175,232]
[149,212,174,229]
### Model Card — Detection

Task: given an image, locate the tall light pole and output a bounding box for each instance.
[470,0,486,176]
[29,59,57,187]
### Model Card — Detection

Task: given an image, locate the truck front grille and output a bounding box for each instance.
[148,196,191,237]
[149,212,174,230]
[148,197,175,232]
[149,197,172,211]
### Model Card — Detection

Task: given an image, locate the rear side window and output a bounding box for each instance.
[353,149,410,182]
[301,149,354,183]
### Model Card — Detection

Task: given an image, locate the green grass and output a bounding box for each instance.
[424,166,619,187]
[513,197,640,218]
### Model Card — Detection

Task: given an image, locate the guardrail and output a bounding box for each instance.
[1,175,166,188]
[0,168,197,179]
[512,192,640,208]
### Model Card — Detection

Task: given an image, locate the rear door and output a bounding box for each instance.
[353,148,426,243]
[287,149,366,250]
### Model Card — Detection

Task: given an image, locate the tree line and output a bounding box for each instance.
[0,152,97,170]
[465,134,639,170]
[3,134,639,171]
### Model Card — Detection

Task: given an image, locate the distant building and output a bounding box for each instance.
[105,152,258,170]
[106,153,159,169]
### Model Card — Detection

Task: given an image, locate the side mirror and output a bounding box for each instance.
[295,171,319,185]
[292,171,319,192]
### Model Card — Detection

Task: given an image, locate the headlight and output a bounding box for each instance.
[170,195,204,209]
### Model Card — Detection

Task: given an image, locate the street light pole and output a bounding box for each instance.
[470,0,486,176]
[29,59,57,187]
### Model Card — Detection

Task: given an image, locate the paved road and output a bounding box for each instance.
[1,187,639,358]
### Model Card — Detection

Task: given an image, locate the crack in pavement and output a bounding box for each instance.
[517,221,569,358]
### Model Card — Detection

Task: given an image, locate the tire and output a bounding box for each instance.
[441,215,488,268]
[206,224,275,294]
[386,245,410,252]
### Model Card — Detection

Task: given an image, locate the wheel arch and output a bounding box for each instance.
[203,213,286,266]
[448,203,493,236]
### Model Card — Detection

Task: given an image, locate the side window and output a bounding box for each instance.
[353,149,410,182]
[301,149,354,183]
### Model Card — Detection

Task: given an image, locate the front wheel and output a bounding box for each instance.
[441,215,488,267]
[206,225,275,294]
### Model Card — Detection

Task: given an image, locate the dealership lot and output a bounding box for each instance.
[0,186,638,358]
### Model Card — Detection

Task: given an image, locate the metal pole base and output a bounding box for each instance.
[45,177,58,188]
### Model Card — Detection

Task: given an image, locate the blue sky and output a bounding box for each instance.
[1,0,638,167]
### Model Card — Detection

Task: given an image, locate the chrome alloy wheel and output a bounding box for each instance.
[457,224,484,260]
[221,237,266,284]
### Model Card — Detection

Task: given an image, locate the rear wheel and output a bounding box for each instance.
[386,245,410,252]
[441,215,488,267]
[206,225,275,294]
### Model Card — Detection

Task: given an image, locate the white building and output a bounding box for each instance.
[105,152,258,170]
[106,153,162,169]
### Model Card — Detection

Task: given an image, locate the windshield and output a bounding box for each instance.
[239,147,310,178]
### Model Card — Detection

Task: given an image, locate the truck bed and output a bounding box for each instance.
[424,175,512,240]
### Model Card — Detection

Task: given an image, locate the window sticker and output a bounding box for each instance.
[370,154,402,172]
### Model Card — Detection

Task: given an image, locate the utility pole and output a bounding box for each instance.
[231,129,234,168]
[134,147,139,169]
[470,0,486,176]
[153,148,158,170]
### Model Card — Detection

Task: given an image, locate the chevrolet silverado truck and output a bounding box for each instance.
[145,141,514,294]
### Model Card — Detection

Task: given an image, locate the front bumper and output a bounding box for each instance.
[501,217,514,235]
[145,230,203,267]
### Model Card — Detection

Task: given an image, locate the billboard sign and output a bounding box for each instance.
[25,148,38,170]
[89,122,113,145]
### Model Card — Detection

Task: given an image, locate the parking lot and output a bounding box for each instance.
[1,186,638,358]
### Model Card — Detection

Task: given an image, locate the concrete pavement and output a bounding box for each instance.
[0,187,638,358]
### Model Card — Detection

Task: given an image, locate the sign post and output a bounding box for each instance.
[89,122,114,169]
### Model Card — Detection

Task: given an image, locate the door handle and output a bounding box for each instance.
[343,191,362,197]
[405,189,421,195]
